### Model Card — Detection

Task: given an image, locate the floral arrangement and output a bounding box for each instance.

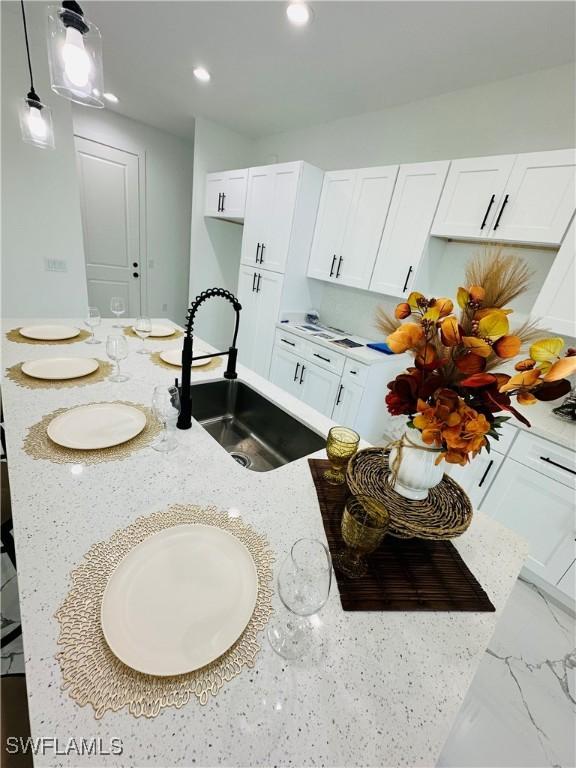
[377,251,576,466]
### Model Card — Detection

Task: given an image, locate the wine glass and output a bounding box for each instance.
[106,334,129,382]
[333,495,390,578]
[324,426,360,485]
[84,307,101,344]
[134,316,152,354]
[152,385,180,452]
[267,538,332,660]
[110,296,126,328]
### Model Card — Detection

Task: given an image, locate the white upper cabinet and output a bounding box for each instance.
[532,217,575,337]
[491,149,576,245]
[370,161,450,297]
[204,169,248,221]
[236,265,284,378]
[308,166,398,289]
[430,154,515,239]
[241,162,301,274]
[431,149,576,245]
[307,171,356,282]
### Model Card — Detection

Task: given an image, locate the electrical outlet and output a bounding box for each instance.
[44,257,68,273]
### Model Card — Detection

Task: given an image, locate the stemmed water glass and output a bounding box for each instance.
[152,385,181,452]
[134,316,152,354]
[84,307,101,344]
[267,538,332,660]
[110,297,126,328]
[106,334,129,382]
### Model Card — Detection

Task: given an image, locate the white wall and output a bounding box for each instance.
[1,1,88,319]
[253,63,576,339]
[188,118,255,348]
[72,106,194,324]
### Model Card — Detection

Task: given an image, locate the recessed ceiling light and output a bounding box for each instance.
[286,2,311,26]
[193,67,211,83]
[103,92,118,103]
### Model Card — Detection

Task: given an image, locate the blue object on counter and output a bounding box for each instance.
[367,342,394,355]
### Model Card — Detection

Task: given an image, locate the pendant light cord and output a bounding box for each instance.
[20,0,36,95]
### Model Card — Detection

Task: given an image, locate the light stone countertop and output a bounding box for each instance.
[2,318,528,768]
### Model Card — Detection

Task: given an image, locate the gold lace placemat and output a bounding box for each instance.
[55,504,274,719]
[5,360,113,390]
[123,326,183,341]
[149,351,223,373]
[6,328,91,345]
[23,401,161,465]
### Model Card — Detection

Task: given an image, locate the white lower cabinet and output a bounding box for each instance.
[269,345,301,398]
[480,457,576,587]
[331,379,364,427]
[237,266,283,378]
[446,450,505,509]
[270,346,339,418]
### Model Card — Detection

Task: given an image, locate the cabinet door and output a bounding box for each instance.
[270,345,301,398]
[241,168,274,267]
[370,161,450,297]
[448,451,504,509]
[338,166,398,289]
[263,163,301,274]
[308,171,355,282]
[489,149,576,245]
[431,155,515,239]
[299,361,340,417]
[481,459,576,584]
[222,169,248,219]
[531,218,576,337]
[331,379,364,429]
[236,266,260,369]
[204,172,227,217]
[251,269,284,378]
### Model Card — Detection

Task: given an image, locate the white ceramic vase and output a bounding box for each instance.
[388,430,444,501]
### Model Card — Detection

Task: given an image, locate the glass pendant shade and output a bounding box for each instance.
[46,3,104,107]
[19,96,55,149]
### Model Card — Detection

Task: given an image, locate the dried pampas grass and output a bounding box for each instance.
[465,247,534,309]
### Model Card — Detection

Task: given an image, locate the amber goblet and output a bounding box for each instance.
[323,426,360,485]
[333,494,390,578]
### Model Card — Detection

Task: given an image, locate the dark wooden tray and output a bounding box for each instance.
[309,459,495,612]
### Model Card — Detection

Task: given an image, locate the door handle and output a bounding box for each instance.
[132,262,138,268]
[478,460,494,488]
[493,194,509,230]
[480,194,496,229]
[539,456,576,475]
[217,193,222,212]
[256,274,262,293]
[221,192,226,211]
[260,243,265,263]
[293,362,300,382]
[329,255,337,277]
[402,265,413,292]
[132,272,139,278]
[336,384,343,406]
[252,272,257,292]
[336,256,343,278]
[256,243,261,263]
[299,365,305,384]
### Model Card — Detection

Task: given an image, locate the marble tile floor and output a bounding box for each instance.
[1,548,573,766]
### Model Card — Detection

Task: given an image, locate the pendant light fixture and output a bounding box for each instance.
[18,0,55,149]
[46,1,104,108]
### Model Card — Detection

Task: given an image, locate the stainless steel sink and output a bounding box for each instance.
[189,379,325,471]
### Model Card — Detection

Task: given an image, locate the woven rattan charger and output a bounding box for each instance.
[346,447,472,540]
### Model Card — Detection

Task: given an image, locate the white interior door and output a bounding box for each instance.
[75,136,142,317]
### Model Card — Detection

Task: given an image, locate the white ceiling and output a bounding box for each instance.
[84,1,575,140]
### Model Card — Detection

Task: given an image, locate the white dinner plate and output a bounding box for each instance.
[19,324,80,341]
[21,357,99,381]
[101,524,258,676]
[47,403,146,450]
[159,348,212,368]
[133,324,175,338]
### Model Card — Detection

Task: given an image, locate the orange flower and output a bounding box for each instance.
[468,285,485,303]
[395,302,411,319]
[386,323,424,353]
[493,335,522,359]
[439,316,461,346]
[517,391,538,405]
[499,369,542,393]
[543,356,576,382]
[515,358,536,371]
[432,298,454,318]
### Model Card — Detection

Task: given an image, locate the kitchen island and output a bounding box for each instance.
[1,318,528,768]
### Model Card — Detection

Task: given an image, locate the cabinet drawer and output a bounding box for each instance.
[303,342,345,376]
[275,329,305,355]
[343,358,369,388]
[509,431,575,488]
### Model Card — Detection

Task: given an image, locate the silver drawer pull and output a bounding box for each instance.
[539,456,576,476]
